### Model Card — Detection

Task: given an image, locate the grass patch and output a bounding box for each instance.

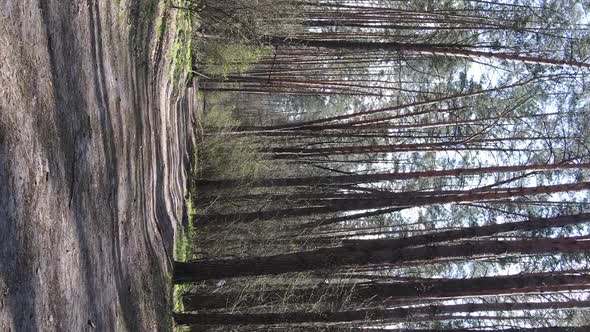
[172,195,196,314]
[174,197,196,262]
[168,1,195,91]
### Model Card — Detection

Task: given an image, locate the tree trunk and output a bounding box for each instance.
[236,77,538,130]
[175,299,590,325]
[195,162,590,190]
[174,237,590,281]
[198,182,590,224]
[183,271,590,310]
[269,37,590,69]
[342,213,590,250]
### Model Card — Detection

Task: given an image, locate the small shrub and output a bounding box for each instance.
[195,105,269,181]
[203,43,273,78]
[201,104,240,129]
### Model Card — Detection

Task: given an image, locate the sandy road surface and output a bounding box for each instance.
[0,0,192,330]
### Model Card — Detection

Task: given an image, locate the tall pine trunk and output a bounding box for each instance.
[195,162,590,189]
[183,272,590,310]
[174,237,590,281]
[269,37,590,69]
[175,299,590,325]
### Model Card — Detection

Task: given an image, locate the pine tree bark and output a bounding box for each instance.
[269,37,590,69]
[175,299,590,325]
[195,162,590,190]
[183,271,590,310]
[174,237,590,281]
[198,182,590,224]
[342,213,590,250]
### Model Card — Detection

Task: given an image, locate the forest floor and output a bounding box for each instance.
[0,0,195,330]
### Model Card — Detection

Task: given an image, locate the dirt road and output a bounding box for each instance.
[0,0,192,330]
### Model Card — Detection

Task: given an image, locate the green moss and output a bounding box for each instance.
[168,2,194,90]
[154,2,168,43]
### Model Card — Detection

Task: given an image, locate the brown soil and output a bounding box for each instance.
[0,0,192,331]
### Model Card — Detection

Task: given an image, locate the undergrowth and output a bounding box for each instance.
[202,43,273,78]
[168,0,195,90]
[193,102,270,186]
[170,1,197,328]
[173,195,196,307]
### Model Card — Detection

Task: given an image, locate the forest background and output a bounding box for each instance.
[171,1,590,331]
